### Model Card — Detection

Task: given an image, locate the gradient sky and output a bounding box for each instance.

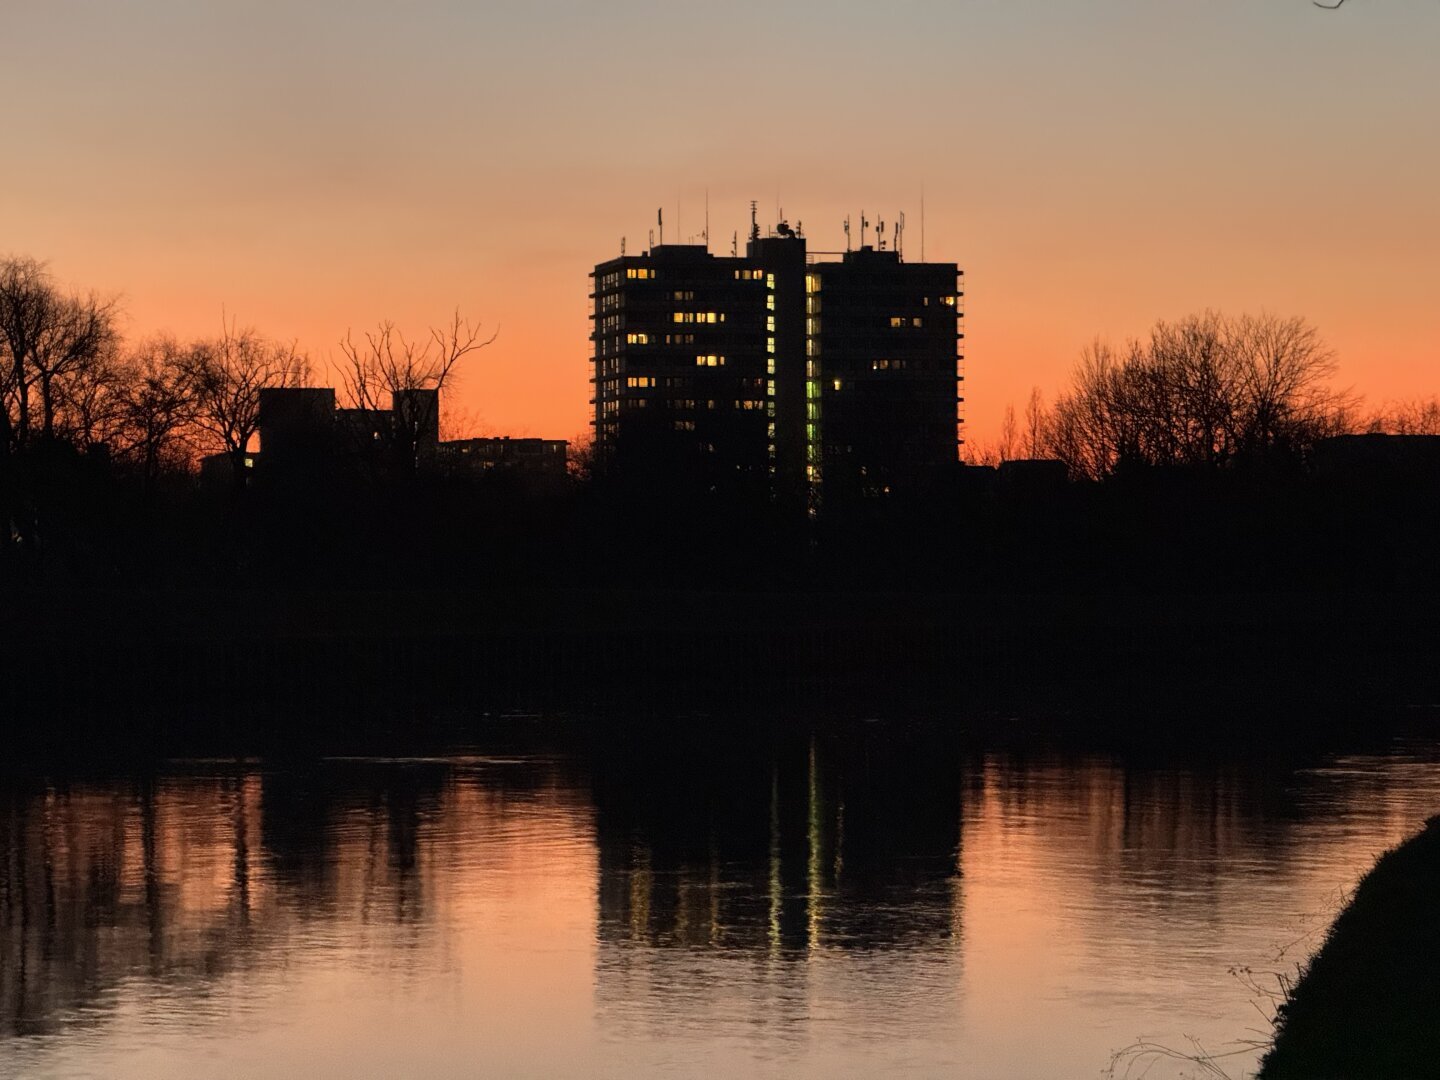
[3,0,1436,445]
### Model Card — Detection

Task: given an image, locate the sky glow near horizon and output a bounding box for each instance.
[2,0,1436,445]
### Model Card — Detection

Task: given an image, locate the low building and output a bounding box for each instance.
[211,386,569,487]
[442,437,569,481]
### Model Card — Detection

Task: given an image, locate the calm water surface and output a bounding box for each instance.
[3,727,1438,1079]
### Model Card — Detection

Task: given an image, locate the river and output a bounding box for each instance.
[3,723,1437,1078]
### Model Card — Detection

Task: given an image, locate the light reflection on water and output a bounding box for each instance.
[2,732,1438,1079]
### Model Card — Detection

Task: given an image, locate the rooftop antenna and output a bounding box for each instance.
[861,211,869,248]
[648,228,654,251]
[749,200,759,242]
[704,188,710,250]
[658,207,664,246]
[844,215,851,252]
[621,236,626,256]
[896,212,905,260]
[732,230,738,257]
[878,217,886,251]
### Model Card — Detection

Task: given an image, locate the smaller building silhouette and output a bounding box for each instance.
[201,387,567,488]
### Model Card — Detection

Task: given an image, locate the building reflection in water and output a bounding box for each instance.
[592,731,964,954]
[2,734,1439,1079]
[587,729,967,1048]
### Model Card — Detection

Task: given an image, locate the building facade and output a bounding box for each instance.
[198,387,567,487]
[590,219,962,507]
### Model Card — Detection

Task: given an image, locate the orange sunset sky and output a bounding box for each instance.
[3,1,1436,447]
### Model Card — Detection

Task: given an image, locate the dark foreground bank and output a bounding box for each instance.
[1261,814,1440,1079]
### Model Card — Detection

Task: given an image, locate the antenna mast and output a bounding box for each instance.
[658,207,664,246]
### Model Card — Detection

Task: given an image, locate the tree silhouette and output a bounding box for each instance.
[186,321,308,484]
[335,311,495,476]
[1041,311,1352,480]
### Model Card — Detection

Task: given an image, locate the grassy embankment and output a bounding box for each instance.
[1261,814,1440,1079]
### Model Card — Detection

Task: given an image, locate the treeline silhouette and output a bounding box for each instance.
[4,256,1440,731]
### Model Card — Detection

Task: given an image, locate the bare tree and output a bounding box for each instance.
[998,404,1019,462]
[335,311,496,475]
[0,257,56,452]
[1042,312,1351,480]
[961,439,1002,468]
[32,291,120,443]
[112,337,201,489]
[1024,386,1045,459]
[53,345,131,452]
[186,321,307,480]
[0,256,120,450]
[1366,397,1440,435]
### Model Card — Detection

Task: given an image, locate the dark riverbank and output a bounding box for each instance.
[6,585,1439,754]
[1260,814,1440,1079]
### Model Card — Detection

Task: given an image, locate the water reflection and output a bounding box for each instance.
[2,732,1439,1079]
[593,733,962,954]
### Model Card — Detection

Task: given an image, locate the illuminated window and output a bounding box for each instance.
[695,354,725,367]
[674,420,695,431]
[671,290,694,300]
[766,379,775,397]
[940,295,957,306]
[766,273,776,289]
[766,316,775,332]
[890,316,906,328]
[626,332,650,345]
[766,295,776,311]
[766,358,775,375]
[832,378,842,391]
[805,273,820,294]
[766,336,775,353]
[626,267,656,280]
[912,317,924,327]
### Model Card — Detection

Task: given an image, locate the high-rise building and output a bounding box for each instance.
[590,215,962,507]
